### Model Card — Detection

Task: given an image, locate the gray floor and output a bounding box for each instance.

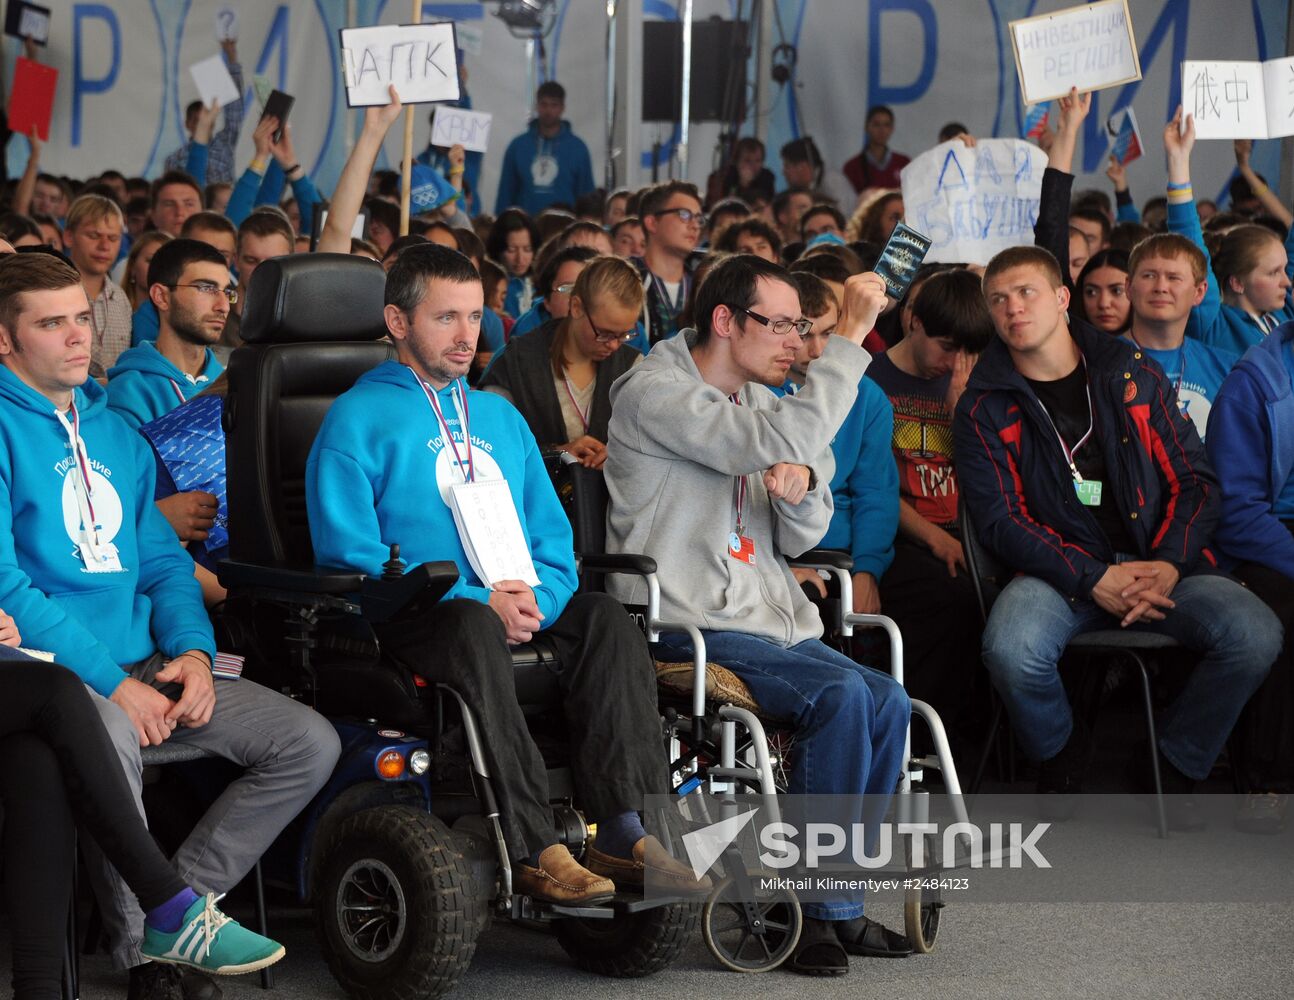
[11,897,1293,1000]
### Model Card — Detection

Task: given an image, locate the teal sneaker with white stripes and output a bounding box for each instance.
[141,892,285,976]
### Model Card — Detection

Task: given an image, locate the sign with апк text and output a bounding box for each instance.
[1010,0,1141,104]
[340,22,460,107]
[900,138,1048,266]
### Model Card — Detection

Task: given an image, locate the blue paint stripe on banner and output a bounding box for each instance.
[421,2,484,20]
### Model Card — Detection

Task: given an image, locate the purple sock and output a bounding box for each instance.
[144,888,200,933]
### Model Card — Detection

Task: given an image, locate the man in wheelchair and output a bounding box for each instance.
[305,243,706,905]
[0,252,341,1000]
[603,254,913,975]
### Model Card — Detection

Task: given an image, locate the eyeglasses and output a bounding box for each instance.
[586,313,635,344]
[731,306,813,338]
[170,281,238,305]
[554,282,575,295]
[654,207,707,228]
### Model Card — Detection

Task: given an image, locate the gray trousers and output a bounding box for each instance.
[84,655,341,969]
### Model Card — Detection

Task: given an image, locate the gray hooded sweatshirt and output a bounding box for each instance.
[604,329,870,647]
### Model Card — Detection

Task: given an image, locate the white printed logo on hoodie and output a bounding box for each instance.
[431,433,505,504]
[60,465,124,562]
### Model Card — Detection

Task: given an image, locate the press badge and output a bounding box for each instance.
[79,530,124,573]
[728,532,756,565]
[1074,479,1103,507]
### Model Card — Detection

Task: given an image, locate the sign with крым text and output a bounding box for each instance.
[1009,0,1141,105]
[340,22,460,107]
[431,105,491,153]
[1181,58,1294,141]
[899,138,1048,266]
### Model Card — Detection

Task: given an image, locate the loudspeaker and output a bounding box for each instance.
[642,18,748,123]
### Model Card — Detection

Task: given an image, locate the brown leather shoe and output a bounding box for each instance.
[513,844,616,905]
[585,836,713,895]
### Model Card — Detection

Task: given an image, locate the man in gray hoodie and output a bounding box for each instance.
[604,254,913,975]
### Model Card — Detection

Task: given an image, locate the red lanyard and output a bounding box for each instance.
[414,369,474,483]
[561,373,590,433]
[729,393,747,533]
[1034,356,1095,484]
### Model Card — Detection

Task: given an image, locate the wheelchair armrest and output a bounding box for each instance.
[217,559,364,595]
[787,548,854,572]
[577,552,658,576]
[359,561,460,623]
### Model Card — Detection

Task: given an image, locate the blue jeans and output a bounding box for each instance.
[656,631,910,921]
[982,573,1281,780]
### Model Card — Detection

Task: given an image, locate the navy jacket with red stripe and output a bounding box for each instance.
[953,320,1218,600]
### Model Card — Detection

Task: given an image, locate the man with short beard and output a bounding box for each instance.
[106,240,229,430]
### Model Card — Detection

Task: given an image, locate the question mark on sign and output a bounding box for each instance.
[216,8,237,42]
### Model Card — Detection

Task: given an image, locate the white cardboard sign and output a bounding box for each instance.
[188,54,240,109]
[900,138,1048,266]
[1009,0,1141,105]
[214,6,238,43]
[430,105,492,153]
[1182,58,1294,140]
[340,23,461,108]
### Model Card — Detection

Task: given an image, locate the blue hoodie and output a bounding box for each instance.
[772,376,899,577]
[306,361,579,623]
[1175,195,1294,356]
[495,120,595,216]
[106,342,224,430]
[0,366,214,696]
[1205,323,1294,581]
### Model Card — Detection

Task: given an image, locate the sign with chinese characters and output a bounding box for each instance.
[1181,58,1294,140]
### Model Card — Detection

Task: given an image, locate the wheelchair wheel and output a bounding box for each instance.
[701,876,802,972]
[555,900,698,977]
[316,805,483,1000]
[903,886,943,953]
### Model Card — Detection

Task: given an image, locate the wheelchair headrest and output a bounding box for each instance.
[240,253,389,344]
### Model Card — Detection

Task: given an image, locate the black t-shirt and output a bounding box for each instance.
[1025,364,1137,557]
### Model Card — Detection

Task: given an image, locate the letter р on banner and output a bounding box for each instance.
[1009,0,1141,105]
[339,22,461,107]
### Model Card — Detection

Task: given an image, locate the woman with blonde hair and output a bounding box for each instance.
[479,256,644,467]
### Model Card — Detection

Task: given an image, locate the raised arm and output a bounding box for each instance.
[1034,87,1089,293]
[1234,140,1293,230]
[317,86,403,254]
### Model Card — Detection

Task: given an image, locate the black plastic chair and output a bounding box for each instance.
[958,503,1171,838]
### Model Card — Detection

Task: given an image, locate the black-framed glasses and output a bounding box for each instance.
[586,312,635,344]
[654,207,707,228]
[170,281,238,305]
[731,306,813,338]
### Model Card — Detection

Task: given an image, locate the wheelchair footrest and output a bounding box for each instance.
[512,892,691,922]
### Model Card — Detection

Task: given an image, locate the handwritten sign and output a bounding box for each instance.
[431,105,491,153]
[4,1,50,45]
[214,6,238,43]
[1182,58,1294,140]
[900,138,1048,266]
[1009,0,1141,104]
[340,22,460,107]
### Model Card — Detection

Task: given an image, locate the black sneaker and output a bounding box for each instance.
[127,963,183,1000]
[1035,721,1090,820]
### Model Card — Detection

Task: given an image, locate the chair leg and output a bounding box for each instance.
[254,861,273,990]
[1132,653,1168,839]
[971,698,1005,794]
[64,836,80,1000]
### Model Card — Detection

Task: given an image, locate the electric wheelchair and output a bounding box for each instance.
[211,254,698,999]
